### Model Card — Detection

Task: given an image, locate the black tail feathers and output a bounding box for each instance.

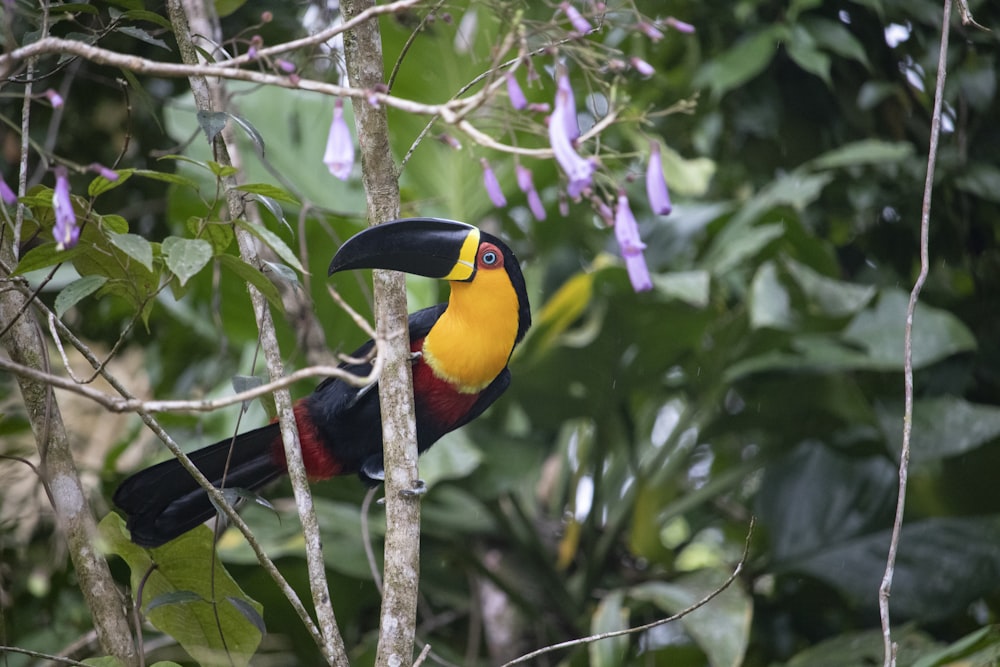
[113,423,284,547]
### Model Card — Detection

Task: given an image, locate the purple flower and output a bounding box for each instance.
[527,102,551,113]
[516,165,546,221]
[645,142,672,215]
[53,166,78,251]
[630,57,655,77]
[560,2,593,35]
[556,72,580,142]
[637,22,664,41]
[666,17,696,33]
[437,133,462,150]
[247,45,258,59]
[323,99,355,181]
[0,175,16,205]
[614,192,652,292]
[276,59,296,73]
[505,72,527,110]
[480,159,507,207]
[549,76,593,197]
[44,89,64,108]
[88,163,119,181]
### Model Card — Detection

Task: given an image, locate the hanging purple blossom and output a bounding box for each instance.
[0,175,16,205]
[556,72,580,142]
[549,76,594,198]
[637,22,664,41]
[560,2,593,35]
[645,142,672,215]
[53,166,79,251]
[480,159,507,207]
[276,59,296,73]
[614,191,652,292]
[666,17,696,33]
[88,163,120,181]
[516,165,546,221]
[630,57,655,77]
[44,89,64,108]
[505,72,527,110]
[323,98,355,181]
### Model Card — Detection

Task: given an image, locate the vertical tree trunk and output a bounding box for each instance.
[341,2,423,665]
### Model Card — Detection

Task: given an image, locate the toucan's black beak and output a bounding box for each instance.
[328,218,481,281]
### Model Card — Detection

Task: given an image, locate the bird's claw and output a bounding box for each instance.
[409,350,422,364]
[399,479,427,498]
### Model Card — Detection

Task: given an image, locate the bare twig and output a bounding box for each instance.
[0,353,384,413]
[500,518,755,667]
[879,2,952,666]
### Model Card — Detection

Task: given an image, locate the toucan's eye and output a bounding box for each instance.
[478,243,503,269]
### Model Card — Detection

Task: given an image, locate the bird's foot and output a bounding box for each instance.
[409,350,422,364]
[399,479,427,498]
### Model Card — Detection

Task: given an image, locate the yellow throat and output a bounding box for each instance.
[422,268,522,393]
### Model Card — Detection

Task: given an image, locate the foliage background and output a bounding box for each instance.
[2,0,1000,665]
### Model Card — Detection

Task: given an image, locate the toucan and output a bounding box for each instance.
[113,218,530,547]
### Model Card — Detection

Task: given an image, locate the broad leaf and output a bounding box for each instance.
[55,275,108,317]
[99,514,262,667]
[877,397,1000,463]
[162,236,213,286]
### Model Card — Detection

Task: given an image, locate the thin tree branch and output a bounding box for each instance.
[879,2,952,665]
[0,353,384,413]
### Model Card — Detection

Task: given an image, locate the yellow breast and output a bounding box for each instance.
[422,268,522,393]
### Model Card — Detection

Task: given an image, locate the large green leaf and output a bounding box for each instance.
[758,445,1000,621]
[783,256,876,317]
[589,589,629,667]
[629,568,752,667]
[100,513,263,667]
[693,26,786,99]
[876,396,1000,463]
[842,289,976,370]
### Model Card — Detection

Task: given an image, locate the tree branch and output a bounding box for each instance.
[341,1,422,665]
[879,1,952,665]
[166,0,349,663]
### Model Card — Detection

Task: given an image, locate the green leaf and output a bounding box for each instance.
[114,25,170,50]
[99,513,263,667]
[187,217,234,254]
[694,26,786,99]
[651,270,711,308]
[954,163,1000,203]
[418,430,483,487]
[133,168,200,189]
[121,9,174,29]
[227,113,266,157]
[197,110,229,143]
[759,445,1000,621]
[162,237,213,286]
[842,288,976,370]
[810,139,915,171]
[786,37,831,85]
[146,590,203,612]
[589,590,629,667]
[784,627,937,667]
[704,223,784,276]
[108,232,154,271]
[55,276,108,317]
[234,219,305,274]
[659,144,716,197]
[217,254,283,312]
[783,257,876,317]
[12,242,82,275]
[749,261,793,329]
[97,215,129,235]
[629,568,752,667]
[88,169,134,196]
[801,16,872,69]
[234,182,299,205]
[877,397,1000,463]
